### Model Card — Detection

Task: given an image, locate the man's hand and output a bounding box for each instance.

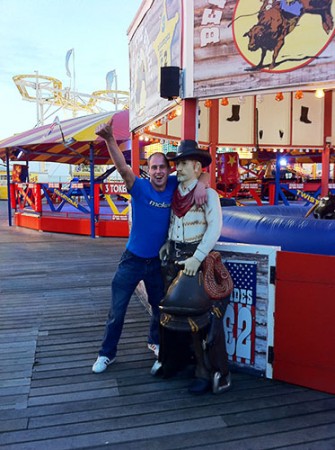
[95,119,135,189]
[159,241,169,261]
[177,256,201,276]
[95,119,115,142]
[194,170,210,206]
[194,180,207,206]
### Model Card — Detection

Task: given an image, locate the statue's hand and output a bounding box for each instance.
[177,256,201,276]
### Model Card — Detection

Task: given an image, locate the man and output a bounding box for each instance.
[92,120,208,373]
[154,140,231,395]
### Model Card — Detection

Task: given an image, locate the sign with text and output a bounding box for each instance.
[103,182,127,196]
[128,0,181,130]
[215,241,279,378]
[193,0,335,98]
[224,261,257,365]
[103,182,130,219]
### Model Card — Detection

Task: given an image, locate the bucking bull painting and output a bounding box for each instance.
[243,0,334,70]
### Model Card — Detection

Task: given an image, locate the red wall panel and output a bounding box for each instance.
[274,251,335,394]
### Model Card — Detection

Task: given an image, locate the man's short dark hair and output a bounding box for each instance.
[147,152,170,168]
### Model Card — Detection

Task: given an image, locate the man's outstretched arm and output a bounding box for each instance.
[96,119,136,190]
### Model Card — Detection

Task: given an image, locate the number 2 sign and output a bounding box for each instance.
[223,261,257,365]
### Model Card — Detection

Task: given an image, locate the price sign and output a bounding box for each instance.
[242,183,259,190]
[112,215,128,221]
[223,261,257,365]
[288,183,304,190]
[104,182,127,195]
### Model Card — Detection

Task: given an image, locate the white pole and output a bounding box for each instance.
[73,49,77,117]
[35,70,40,125]
[35,71,46,174]
[115,72,118,111]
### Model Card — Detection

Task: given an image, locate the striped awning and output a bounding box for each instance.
[0,110,130,165]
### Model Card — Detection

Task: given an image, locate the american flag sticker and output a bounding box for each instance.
[225,261,257,306]
[223,260,257,365]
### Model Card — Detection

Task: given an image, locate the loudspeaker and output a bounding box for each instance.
[160,66,180,100]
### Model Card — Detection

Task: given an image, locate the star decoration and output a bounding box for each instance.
[228,155,236,167]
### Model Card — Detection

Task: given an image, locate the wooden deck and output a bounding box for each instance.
[1,201,335,450]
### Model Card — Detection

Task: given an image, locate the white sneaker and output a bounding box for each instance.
[92,356,115,373]
[148,343,159,357]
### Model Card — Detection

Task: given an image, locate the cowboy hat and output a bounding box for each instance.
[169,140,212,168]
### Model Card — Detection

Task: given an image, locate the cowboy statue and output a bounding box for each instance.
[151,140,233,395]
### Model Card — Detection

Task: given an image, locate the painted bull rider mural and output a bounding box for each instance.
[243,0,334,70]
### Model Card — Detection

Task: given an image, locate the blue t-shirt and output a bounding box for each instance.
[126,176,178,258]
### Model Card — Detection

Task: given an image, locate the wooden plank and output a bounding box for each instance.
[28,392,335,430]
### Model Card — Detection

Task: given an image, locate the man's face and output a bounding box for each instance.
[148,154,170,191]
[176,160,198,184]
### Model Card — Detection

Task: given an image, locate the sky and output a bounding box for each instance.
[0,0,143,140]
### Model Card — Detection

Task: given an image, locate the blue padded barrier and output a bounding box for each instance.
[219,205,335,255]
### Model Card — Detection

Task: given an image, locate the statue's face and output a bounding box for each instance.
[176,160,199,184]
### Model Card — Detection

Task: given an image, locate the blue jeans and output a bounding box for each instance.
[99,249,164,359]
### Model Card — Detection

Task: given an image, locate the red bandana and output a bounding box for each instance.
[171,186,196,218]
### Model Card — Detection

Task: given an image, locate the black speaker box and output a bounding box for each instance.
[160,66,180,100]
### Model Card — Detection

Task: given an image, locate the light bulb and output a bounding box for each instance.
[315,89,324,98]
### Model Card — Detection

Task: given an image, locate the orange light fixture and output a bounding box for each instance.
[295,90,303,100]
[221,97,229,106]
[167,110,177,120]
[275,92,284,102]
[204,99,212,108]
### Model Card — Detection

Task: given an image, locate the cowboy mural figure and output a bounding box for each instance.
[265,0,303,18]
[151,140,232,395]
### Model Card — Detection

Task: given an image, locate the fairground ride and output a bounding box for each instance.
[13,73,129,127]
[9,72,129,183]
